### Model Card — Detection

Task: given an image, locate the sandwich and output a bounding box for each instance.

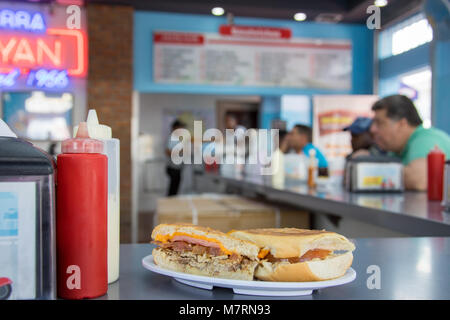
[228,228,355,282]
[151,223,260,281]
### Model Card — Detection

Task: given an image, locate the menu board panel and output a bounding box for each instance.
[153,30,352,90]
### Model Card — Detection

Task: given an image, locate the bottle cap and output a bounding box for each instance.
[62,122,104,154]
[430,145,444,154]
[73,109,112,139]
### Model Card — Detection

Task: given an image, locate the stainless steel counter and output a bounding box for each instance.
[194,171,450,237]
[97,239,450,300]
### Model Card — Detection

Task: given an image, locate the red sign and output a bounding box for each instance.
[0,28,87,77]
[219,25,292,39]
[153,32,204,45]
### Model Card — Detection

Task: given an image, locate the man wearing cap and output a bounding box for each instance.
[342,117,384,188]
[343,117,384,159]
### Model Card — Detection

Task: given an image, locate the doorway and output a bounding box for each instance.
[216,100,260,132]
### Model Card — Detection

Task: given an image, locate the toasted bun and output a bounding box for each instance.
[229,228,355,258]
[255,251,353,282]
[152,223,260,260]
[152,247,258,281]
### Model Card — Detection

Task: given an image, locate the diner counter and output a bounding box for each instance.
[193,171,450,237]
[97,239,450,300]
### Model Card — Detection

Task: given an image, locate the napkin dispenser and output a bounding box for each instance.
[444,160,450,211]
[0,136,56,299]
[344,156,404,192]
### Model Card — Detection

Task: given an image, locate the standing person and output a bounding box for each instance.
[224,113,247,162]
[289,124,328,174]
[225,113,246,135]
[48,142,58,157]
[370,94,450,191]
[165,120,186,196]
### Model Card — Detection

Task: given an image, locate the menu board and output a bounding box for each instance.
[153,29,352,90]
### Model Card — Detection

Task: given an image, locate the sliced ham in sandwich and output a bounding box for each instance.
[151,223,260,281]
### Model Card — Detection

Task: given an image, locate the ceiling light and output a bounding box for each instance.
[374,0,388,7]
[212,7,225,16]
[294,12,307,21]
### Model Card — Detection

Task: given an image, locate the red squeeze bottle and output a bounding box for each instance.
[56,122,108,299]
[427,145,445,201]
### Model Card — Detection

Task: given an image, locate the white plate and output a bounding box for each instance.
[142,255,356,297]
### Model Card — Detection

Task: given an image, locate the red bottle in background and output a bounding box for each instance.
[427,145,445,201]
[56,122,108,299]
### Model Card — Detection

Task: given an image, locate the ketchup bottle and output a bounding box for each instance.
[56,122,108,299]
[427,145,445,201]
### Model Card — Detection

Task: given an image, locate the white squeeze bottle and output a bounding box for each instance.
[271,148,285,188]
[74,109,121,284]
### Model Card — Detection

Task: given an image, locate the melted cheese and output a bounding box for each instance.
[154,232,233,255]
[258,249,270,259]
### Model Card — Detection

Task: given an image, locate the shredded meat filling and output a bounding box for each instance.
[152,240,240,260]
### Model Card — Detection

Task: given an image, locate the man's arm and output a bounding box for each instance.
[403,158,427,191]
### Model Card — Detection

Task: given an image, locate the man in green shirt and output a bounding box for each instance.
[370,94,450,191]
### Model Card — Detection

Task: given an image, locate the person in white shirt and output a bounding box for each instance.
[224,114,247,162]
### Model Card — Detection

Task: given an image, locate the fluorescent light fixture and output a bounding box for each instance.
[211,7,225,16]
[374,0,388,7]
[294,12,307,21]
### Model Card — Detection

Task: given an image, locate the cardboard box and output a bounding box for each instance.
[155,194,310,232]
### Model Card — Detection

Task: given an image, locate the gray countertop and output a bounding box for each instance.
[97,239,450,300]
[195,171,450,236]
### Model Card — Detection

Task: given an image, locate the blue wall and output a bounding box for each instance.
[134,11,374,96]
[377,1,450,134]
[378,43,431,98]
[432,40,450,134]
[378,43,430,79]
[424,0,450,134]
[260,96,281,129]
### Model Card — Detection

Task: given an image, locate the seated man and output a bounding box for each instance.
[343,116,385,159]
[274,129,290,154]
[289,124,328,174]
[370,94,450,191]
[342,117,385,188]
